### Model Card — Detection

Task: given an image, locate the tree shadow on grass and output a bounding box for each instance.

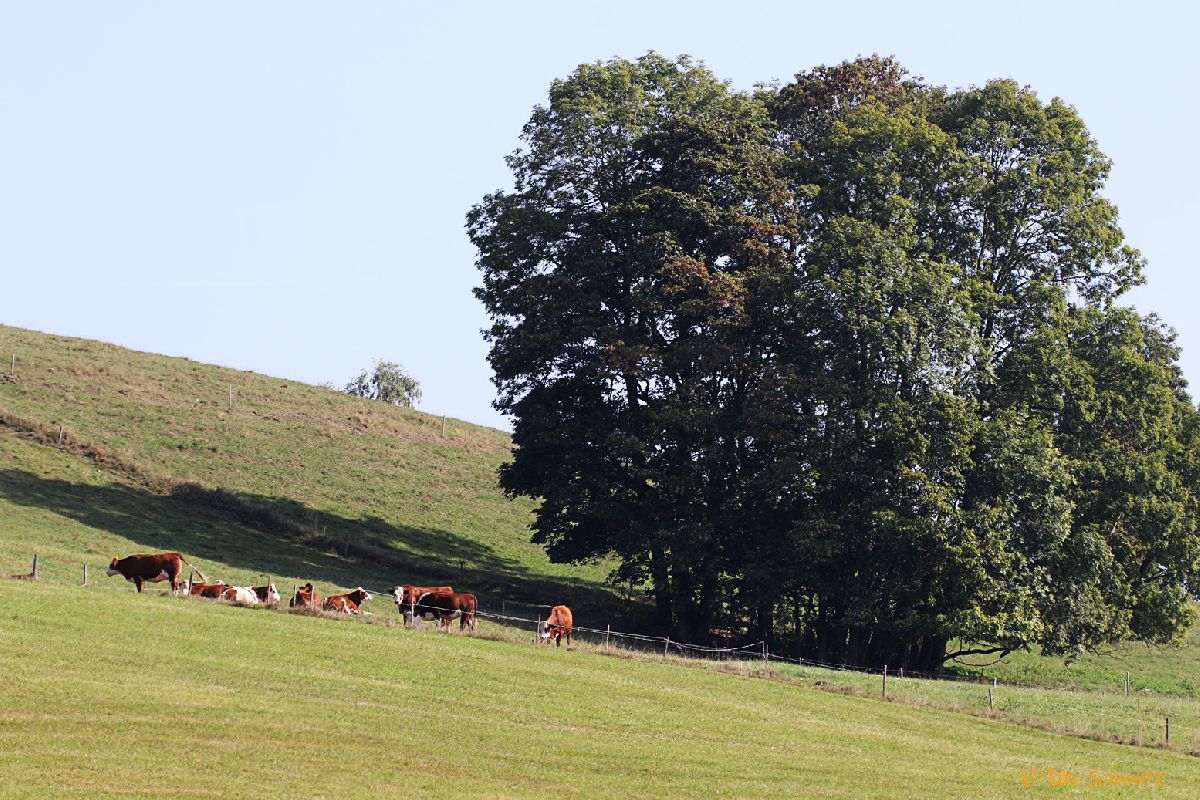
[0,468,630,622]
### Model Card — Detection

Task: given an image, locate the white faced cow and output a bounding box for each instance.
[107,552,207,594]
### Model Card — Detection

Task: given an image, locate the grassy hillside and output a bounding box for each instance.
[951,630,1200,699]
[3,578,1198,799]
[4,321,1200,797]
[0,324,613,613]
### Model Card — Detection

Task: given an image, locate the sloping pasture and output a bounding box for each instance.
[3,578,1199,799]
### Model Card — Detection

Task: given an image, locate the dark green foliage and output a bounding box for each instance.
[469,54,1200,667]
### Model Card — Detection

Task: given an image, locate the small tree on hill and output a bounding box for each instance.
[344,360,421,408]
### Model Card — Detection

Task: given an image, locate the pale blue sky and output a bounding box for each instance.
[2,2,1195,430]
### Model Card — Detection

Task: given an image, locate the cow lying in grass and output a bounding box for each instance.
[180,580,278,606]
[181,579,227,597]
[323,588,372,614]
[290,582,319,609]
[250,582,281,606]
[219,586,259,605]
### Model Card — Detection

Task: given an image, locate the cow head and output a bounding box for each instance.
[353,587,372,605]
[106,558,121,577]
[265,582,281,605]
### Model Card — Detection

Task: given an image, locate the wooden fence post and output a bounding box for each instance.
[441,415,447,436]
[82,563,88,586]
[228,385,233,410]
[664,637,670,658]
[988,685,994,711]
[1125,671,1131,697]
[10,354,14,375]
[762,641,768,665]
[32,554,39,579]
[605,624,610,654]
[882,665,888,699]
[1166,717,1170,744]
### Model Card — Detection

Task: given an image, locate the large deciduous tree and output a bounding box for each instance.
[469,53,1200,667]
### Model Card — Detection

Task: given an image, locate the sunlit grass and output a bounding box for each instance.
[2,579,1199,799]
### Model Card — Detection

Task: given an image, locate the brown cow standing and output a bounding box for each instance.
[290,582,319,609]
[388,585,453,624]
[323,587,372,614]
[107,552,207,593]
[543,605,573,648]
[413,591,476,631]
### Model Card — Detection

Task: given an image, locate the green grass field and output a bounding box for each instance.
[951,633,1200,698]
[4,323,1200,796]
[0,324,618,614]
[3,578,1198,799]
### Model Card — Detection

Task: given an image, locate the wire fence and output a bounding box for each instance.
[12,558,1198,754]
[362,589,1199,753]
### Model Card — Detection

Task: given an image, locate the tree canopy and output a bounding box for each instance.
[468,53,1200,669]
[344,360,422,408]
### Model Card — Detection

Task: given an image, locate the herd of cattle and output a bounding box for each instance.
[106,551,575,645]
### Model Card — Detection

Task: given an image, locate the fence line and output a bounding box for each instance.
[28,568,1197,749]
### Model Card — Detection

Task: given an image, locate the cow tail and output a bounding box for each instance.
[181,556,209,583]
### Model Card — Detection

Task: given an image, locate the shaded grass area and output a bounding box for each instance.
[0,410,633,623]
[0,432,626,619]
[0,324,611,596]
[3,579,1199,799]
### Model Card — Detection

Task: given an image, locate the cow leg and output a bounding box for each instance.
[135,577,144,593]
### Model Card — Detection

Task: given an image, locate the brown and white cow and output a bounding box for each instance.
[387,584,453,624]
[290,582,319,609]
[542,605,573,648]
[323,587,372,614]
[182,579,227,597]
[251,582,281,606]
[411,591,476,631]
[107,552,207,593]
[219,586,260,605]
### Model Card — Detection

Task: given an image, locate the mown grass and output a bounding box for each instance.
[3,579,1199,799]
